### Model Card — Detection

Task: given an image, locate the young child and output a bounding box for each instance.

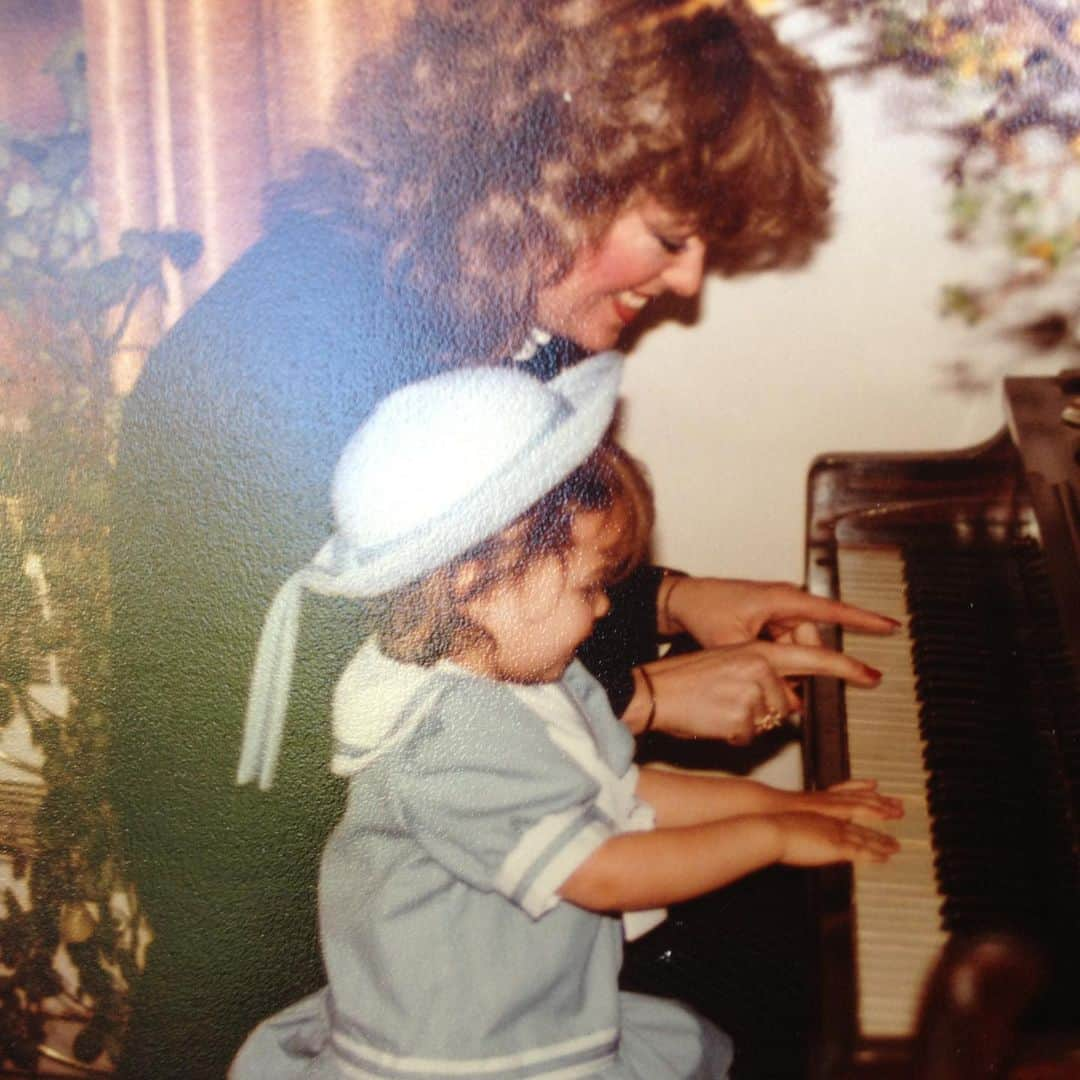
[232,354,901,1079]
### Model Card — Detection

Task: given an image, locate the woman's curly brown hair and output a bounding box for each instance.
[272,0,832,360]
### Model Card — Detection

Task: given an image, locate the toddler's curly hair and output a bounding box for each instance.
[369,441,653,668]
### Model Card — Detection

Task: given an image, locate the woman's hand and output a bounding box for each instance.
[772,811,900,867]
[625,640,883,743]
[658,575,899,648]
[785,778,904,824]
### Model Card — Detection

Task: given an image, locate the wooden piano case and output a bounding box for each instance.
[802,370,1080,1078]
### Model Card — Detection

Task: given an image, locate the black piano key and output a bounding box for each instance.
[899,539,1080,950]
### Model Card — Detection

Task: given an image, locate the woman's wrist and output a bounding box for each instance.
[656,569,688,637]
[625,666,660,736]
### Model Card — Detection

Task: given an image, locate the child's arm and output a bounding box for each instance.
[558,811,898,913]
[636,767,903,829]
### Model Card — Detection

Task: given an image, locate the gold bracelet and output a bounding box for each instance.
[661,570,688,636]
[638,666,657,734]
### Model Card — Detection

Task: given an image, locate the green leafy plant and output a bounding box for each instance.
[0,34,201,1071]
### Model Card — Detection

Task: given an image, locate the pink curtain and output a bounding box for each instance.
[0,2,81,130]
[80,0,408,390]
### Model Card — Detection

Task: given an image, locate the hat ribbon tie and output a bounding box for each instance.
[236,540,341,790]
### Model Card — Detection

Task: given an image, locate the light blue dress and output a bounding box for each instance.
[231,645,732,1079]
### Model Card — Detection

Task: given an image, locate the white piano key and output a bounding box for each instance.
[837,545,946,1043]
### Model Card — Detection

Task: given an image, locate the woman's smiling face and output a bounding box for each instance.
[535,196,707,352]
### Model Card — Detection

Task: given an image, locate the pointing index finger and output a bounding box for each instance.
[796,594,901,635]
[754,642,884,686]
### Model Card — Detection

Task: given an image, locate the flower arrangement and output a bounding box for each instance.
[799,0,1079,375]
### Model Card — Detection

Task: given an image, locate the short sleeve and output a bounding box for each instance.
[387,676,615,919]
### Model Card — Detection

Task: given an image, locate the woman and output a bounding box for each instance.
[108,2,890,1077]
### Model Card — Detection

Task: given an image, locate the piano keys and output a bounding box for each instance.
[804,369,1080,1077]
[835,545,946,1041]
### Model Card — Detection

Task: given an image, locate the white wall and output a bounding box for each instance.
[618,21,1068,583]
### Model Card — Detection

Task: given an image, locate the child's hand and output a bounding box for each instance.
[773,811,899,867]
[789,778,904,824]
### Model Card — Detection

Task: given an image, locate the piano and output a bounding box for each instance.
[803,369,1080,1077]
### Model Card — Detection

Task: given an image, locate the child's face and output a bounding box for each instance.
[461,509,620,684]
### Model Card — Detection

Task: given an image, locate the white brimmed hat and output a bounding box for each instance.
[238,352,623,789]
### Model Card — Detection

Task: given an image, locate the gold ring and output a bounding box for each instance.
[755,709,785,733]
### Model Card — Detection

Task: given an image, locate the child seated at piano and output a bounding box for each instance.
[231,354,902,1080]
